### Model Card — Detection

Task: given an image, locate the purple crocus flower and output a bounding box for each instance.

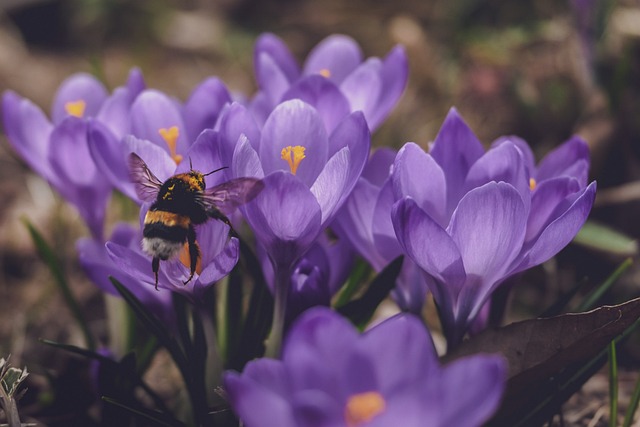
[88,79,232,202]
[391,108,596,347]
[2,69,144,239]
[333,148,428,314]
[251,33,408,131]
[104,131,240,299]
[224,307,506,427]
[225,98,370,355]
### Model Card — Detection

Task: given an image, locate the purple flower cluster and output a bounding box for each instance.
[2,31,597,424]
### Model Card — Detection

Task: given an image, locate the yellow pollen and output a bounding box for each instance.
[344,391,386,427]
[179,242,202,275]
[159,126,183,165]
[319,68,331,78]
[65,100,86,118]
[529,177,537,191]
[281,145,306,175]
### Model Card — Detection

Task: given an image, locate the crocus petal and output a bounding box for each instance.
[362,147,395,185]
[367,45,409,130]
[310,147,350,223]
[123,135,176,183]
[88,120,138,200]
[233,134,265,179]
[429,108,485,215]
[333,179,388,270]
[243,171,322,266]
[464,141,530,203]
[358,314,437,391]
[517,181,596,270]
[130,90,189,154]
[174,130,225,180]
[392,197,466,289]
[372,180,403,263]
[302,35,363,84]
[433,355,506,427]
[196,220,240,284]
[328,111,370,186]
[218,102,262,163]
[339,58,382,126]
[183,77,231,142]
[537,136,590,185]
[282,75,351,134]
[51,73,108,124]
[491,135,536,176]
[525,177,581,243]
[393,142,447,227]
[292,390,343,427]
[224,367,297,427]
[256,52,292,105]
[254,33,300,83]
[2,91,56,183]
[447,182,526,287]
[95,87,132,138]
[259,100,328,187]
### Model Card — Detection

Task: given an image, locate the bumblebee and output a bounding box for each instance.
[129,153,263,289]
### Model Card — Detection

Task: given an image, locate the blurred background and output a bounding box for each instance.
[1,0,640,425]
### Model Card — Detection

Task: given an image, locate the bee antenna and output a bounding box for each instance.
[189,157,193,171]
[203,166,229,177]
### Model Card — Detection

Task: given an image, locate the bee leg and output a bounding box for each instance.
[184,225,199,286]
[152,257,160,291]
[209,209,238,239]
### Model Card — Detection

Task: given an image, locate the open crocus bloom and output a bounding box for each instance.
[250,33,408,131]
[2,69,144,239]
[104,131,240,299]
[224,307,506,427]
[391,108,596,347]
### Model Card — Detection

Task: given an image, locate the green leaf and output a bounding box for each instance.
[573,220,638,257]
[334,258,372,308]
[337,256,403,329]
[23,218,96,350]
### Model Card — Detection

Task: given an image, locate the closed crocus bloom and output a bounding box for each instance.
[333,148,428,314]
[224,307,506,427]
[391,108,596,348]
[251,33,408,131]
[104,131,240,299]
[260,234,355,328]
[227,98,370,355]
[2,69,144,239]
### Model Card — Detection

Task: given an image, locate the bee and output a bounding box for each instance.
[128,153,263,289]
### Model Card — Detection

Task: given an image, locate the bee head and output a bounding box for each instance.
[186,157,228,190]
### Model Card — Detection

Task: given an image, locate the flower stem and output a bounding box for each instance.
[265,264,291,358]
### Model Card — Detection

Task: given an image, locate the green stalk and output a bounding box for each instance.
[622,372,640,427]
[264,264,291,359]
[609,341,619,427]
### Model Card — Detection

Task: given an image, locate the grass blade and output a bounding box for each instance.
[23,218,95,350]
[609,341,618,427]
[577,258,633,312]
[622,372,640,427]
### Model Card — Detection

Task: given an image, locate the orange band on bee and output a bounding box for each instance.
[144,211,191,228]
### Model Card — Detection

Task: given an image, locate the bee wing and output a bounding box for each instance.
[201,178,264,215]
[128,153,163,202]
